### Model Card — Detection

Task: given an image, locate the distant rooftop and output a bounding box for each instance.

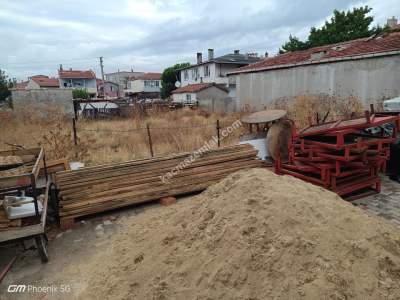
[179,50,262,70]
[31,75,59,88]
[136,73,162,80]
[172,83,228,94]
[59,69,96,79]
[229,32,400,75]
[13,81,28,90]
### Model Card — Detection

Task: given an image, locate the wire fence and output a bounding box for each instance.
[71,118,223,158]
[77,124,216,133]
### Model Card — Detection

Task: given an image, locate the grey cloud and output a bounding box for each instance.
[0,0,398,79]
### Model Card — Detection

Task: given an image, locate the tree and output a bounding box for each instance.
[280,6,383,53]
[0,69,13,102]
[72,88,89,99]
[279,35,309,54]
[160,62,190,99]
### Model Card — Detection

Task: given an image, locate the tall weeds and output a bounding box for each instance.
[0,96,368,165]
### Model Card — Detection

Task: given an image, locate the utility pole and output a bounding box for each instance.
[99,56,105,98]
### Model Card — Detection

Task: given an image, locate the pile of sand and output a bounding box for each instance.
[77,168,400,299]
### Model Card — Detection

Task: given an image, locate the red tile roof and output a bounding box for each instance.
[31,76,59,87]
[172,83,228,94]
[59,70,96,79]
[230,32,400,75]
[137,73,162,80]
[14,81,28,90]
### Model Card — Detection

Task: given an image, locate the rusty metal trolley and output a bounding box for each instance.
[0,147,50,263]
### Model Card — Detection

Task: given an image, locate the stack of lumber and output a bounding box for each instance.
[55,144,262,222]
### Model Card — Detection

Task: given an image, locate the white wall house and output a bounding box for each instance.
[179,49,262,88]
[172,83,228,104]
[105,71,145,91]
[59,69,97,97]
[125,73,162,98]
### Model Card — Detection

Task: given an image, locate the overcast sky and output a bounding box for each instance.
[0,0,398,80]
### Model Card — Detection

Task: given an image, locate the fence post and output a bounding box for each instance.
[72,118,78,146]
[72,118,78,159]
[216,119,221,147]
[146,123,154,157]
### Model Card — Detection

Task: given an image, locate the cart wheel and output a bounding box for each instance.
[35,234,49,263]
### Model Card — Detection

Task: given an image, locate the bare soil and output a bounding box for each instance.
[2,168,400,300]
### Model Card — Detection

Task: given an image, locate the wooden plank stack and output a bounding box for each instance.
[55,144,262,225]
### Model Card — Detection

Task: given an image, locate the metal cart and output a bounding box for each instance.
[0,147,50,263]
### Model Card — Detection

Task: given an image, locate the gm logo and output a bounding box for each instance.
[7,285,26,293]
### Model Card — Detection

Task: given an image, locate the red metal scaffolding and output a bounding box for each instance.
[275,111,400,200]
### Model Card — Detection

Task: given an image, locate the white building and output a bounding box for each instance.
[172,83,232,112]
[105,71,145,91]
[125,73,162,99]
[228,29,400,111]
[178,49,262,88]
[59,69,97,97]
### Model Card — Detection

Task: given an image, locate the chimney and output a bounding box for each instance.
[234,50,240,54]
[387,16,398,29]
[265,51,269,58]
[59,64,63,71]
[208,48,214,60]
[69,68,72,71]
[197,52,203,64]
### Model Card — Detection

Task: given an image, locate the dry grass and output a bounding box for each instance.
[266,94,365,128]
[0,95,367,166]
[0,106,244,166]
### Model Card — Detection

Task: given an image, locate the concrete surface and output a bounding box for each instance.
[353,176,400,227]
[0,201,156,299]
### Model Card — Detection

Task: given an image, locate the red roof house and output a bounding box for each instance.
[58,70,96,79]
[30,75,59,88]
[230,32,400,75]
[58,69,97,96]
[172,83,228,106]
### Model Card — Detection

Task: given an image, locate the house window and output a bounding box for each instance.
[186,94,191,102]
[144,80,149,87]
[191,68,199,80]
[184,70,189,80]
[155,81,159,87]
[204,65,210,77]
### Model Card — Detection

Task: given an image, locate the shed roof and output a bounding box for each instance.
[172,83,228,94]
[229,32,400,75]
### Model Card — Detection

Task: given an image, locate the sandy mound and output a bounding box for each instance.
[77,168,400,300]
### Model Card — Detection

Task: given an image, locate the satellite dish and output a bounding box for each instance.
[175,81,181,88]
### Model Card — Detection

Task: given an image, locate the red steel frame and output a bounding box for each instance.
[275,111,400,200]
